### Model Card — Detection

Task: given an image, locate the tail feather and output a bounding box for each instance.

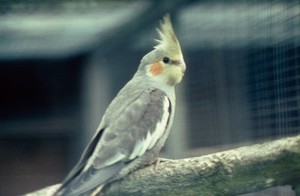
[55,162,124,196]
[91,184,105,196]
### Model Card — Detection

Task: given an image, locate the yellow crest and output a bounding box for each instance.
[154,15,183,59]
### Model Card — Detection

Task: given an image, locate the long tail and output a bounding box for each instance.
[91,184,105,196]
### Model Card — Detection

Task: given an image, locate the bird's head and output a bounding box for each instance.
[138,15,185,86]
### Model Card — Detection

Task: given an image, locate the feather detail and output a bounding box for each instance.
[55,89,172,196]
[91,184,104,196]
[154,14,182,59]
[55,15,181,196]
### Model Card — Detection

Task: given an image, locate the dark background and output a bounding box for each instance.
[0,0,299,195]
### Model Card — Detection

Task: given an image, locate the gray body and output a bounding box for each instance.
[55,15,184,196]
[56,73,176,195]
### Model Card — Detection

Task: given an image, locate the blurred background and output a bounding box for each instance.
[0,0,299,195]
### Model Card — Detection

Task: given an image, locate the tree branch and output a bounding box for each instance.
[25,134,300,196]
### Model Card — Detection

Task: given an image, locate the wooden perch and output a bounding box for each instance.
[25,134,300,196]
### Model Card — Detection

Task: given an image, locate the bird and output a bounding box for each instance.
[55,14,186,196]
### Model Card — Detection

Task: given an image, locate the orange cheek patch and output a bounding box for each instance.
[150,62,163,76]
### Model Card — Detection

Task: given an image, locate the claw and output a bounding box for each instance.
[153,157,175,172]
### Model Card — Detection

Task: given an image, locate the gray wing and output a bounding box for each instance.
[57,89,171,196]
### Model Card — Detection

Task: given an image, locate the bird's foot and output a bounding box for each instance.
[152,157,175,172]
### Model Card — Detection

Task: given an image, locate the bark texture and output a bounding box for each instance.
[25,134,300,196]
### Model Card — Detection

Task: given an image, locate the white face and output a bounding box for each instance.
[146,55,186,86]
[143,15,185,86]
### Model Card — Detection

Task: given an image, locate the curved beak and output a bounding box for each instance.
[181,61,186,74]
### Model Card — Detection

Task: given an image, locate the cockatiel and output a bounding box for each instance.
[55,15,186,196]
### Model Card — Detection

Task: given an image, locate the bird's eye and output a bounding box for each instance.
[163,57,170,64]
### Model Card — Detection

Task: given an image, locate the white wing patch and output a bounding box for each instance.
[83,150,126,172]
[129,141,142,160]
[138,131,153,157]
[129,96,170,159]
[101,152,126,167]
[148,97,170,150]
